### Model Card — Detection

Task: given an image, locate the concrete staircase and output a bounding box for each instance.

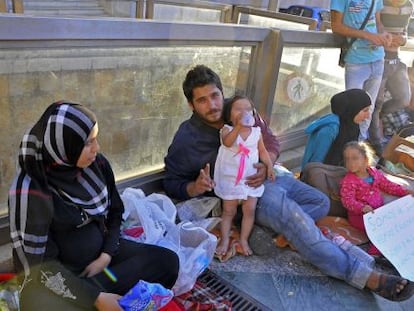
[23,0,108,17]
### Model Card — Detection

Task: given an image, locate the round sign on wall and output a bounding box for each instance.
[285,72,313,105]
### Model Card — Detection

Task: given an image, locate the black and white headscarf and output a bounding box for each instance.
[9,101,109,282]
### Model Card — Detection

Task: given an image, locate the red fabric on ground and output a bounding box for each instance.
[0,273,16,282]
[165,280,232,310]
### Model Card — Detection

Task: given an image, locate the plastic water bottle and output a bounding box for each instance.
[322,228,375,268]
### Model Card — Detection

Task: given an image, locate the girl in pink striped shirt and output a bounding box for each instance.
[340,141,414,255]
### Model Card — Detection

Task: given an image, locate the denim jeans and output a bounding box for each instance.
[255,176,373,289]
[369,59,411,146]
[345,60,384,141]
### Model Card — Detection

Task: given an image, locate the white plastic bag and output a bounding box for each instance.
[120,188,217,296]
[273,163,294,177]
[121,188,176,245]
[176,196,221,222]
[161,221,217,295]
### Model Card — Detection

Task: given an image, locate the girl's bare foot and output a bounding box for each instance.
[239,239,253,256]
[216,237,230,256]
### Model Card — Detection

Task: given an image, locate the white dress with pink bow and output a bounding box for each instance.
[214,124,264,200]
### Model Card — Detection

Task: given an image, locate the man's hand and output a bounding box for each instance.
[80,252,111,278]
[245,162,267,188]
[366,32,392,47]
[94,292,122,311]
[187,163,215,197]
[267,167,276,182]
[389,33,407,48]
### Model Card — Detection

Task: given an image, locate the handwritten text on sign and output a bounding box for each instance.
[364,195,414,281]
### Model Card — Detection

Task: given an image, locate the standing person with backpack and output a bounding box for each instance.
[330,0,391,142]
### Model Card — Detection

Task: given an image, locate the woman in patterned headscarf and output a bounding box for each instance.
[9,101,179,311]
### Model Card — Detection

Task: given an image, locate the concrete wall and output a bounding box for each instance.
[0,46,246,214]
[100,0,136,17]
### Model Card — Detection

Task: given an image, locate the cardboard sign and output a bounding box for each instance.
[364,195,414,281]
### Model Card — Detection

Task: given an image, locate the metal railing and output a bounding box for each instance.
[12,0,22,13]
[5,14,414,242]
[320,20,331,32]
[139,0,233,22]
[0,15,284,223]
[0,0,6,12]
[1,0,23,13]
[1,0,319,30]
[232,5,319,30]
[134,1,320,30]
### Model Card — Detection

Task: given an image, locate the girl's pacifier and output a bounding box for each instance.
[241,111,255,127]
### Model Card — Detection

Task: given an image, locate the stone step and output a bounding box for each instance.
[24,8,107,16]
[24,1,102,9]
[24,0,100,8]
[23,0,108,17]
[26,0,102,2]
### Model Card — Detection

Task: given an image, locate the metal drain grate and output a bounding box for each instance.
[198,269,272,311]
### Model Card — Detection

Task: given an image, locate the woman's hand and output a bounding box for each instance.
[245,162,266,188]
[389,33,406,48]
[80,252,112,278]
[94,292,122,311]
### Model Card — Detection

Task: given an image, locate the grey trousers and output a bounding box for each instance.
[369,59,411,146]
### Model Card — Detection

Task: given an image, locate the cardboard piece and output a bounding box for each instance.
[316,216,369,245]
[382,134,414,172]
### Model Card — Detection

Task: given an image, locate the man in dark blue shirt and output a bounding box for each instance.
[163,64,414,301]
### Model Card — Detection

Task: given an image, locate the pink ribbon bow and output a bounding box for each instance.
[235,143,250,185]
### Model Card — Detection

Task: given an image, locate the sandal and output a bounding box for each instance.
[373,274,414,301]
[373,256,400,276]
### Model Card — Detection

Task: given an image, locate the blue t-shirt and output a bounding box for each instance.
[363,175,374,184]
[331,0,384,64]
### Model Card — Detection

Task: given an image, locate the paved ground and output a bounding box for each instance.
[208,225,414,311]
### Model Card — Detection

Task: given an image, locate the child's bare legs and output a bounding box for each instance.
[216,199,238,255]
[239,197,257,256]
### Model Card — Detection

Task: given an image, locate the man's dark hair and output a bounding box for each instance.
[182,65,223,102]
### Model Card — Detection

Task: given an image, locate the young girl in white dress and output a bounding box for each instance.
[214,95,275,256]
